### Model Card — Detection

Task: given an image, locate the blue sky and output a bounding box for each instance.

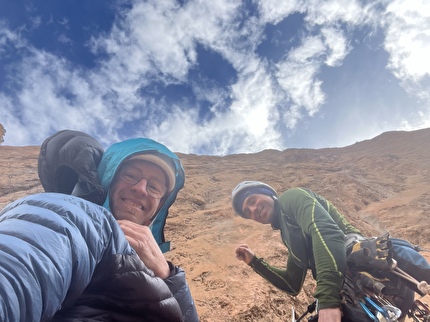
[1,0,429,155]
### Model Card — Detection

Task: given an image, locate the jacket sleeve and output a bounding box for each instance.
[0,193,131,322]
[164,263,199,322]
[249,255,307,296]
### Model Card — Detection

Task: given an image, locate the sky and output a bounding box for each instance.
[0,0,429,155]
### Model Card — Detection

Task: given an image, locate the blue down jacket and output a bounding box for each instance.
[0,193,183,321]
[36,130,198,321]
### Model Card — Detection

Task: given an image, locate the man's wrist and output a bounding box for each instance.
[249,255,260,267]
[165,261,178,278]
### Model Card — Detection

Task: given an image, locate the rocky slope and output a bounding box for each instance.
[1,128,429,321]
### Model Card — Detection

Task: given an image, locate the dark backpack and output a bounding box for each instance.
[38,130,105,205]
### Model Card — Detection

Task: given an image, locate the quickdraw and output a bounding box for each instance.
[291,300,317,322]
[292,297,401,322]
[291,295,430,321]
[408,300,430,322]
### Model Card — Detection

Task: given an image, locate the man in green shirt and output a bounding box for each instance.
[232,181,362,322]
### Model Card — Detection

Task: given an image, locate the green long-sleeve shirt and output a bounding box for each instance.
[250,187,361,309]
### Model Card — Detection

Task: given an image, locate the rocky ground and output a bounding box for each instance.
[1,128,429,321]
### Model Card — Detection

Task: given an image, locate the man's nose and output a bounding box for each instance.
[132,178,149,195]
[248,205,257,218]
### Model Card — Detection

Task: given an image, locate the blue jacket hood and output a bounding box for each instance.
[98,138,185,253]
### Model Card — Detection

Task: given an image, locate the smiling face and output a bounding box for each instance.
[242,193,275,224]
[109,159,168,225]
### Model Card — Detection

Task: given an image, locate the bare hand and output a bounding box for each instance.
[318,307,342,322]
[118,220,170,279]
[235,244,255,265]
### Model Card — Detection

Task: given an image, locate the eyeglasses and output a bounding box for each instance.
[118,167,167,199]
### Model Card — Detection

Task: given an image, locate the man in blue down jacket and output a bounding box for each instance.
[0,130,198,321]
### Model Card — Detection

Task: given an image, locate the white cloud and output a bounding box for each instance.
[400,113,430,132]
[4,51,105,142]
[0,22,22,51]
[149,62,283,155]
[305,0,369,26]
[1,0,429,154]
[380,0,430,130]
[384,0,430,81]
[321,27,351,67]
[276,36,326,120]
[88,0,285,154]
[91,0,241,84]
[257,0,303,24]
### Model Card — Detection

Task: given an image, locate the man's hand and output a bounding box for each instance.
[118,220,170,279]
[318,307,341,322]
[349,233,394,270]
[235,244,255,265]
